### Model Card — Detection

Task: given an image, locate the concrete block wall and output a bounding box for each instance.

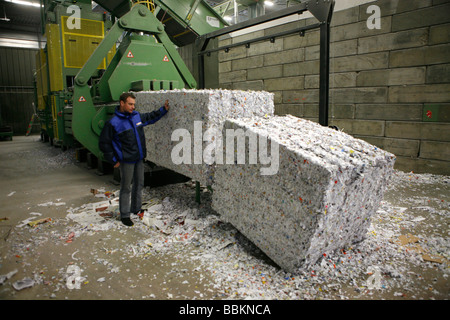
[217,0,450,175]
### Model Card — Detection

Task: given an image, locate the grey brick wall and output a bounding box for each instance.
[217,0,450,175]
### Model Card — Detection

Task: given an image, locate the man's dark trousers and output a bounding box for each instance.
[119,160,144,218]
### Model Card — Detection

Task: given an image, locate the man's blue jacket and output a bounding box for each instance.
[99,105,168,165]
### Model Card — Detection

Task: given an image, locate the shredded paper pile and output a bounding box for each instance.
[213,115,395,271]
[137,89,396,271]
[136,89,274,186]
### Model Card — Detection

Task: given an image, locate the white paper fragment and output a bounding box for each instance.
[142,215,170,234]
[12,278,35,291]
[38,201,66,207]
[17,217,37,228]
[0,269,18,285]
[71,250,79,261]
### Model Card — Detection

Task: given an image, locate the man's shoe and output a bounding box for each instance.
[121,217,134,226]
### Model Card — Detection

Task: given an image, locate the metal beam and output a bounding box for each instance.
[198,22,321,56]
[316,0,334,127]
[200,2,308,41]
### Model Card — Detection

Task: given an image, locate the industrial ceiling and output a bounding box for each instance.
[0,0,302,48]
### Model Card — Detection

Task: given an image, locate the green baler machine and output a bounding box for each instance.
[36,0,116,148]
[39,0,335,173]
[69,0,228,163]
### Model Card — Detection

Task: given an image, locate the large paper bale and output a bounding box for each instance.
[135,89,274,185]
[212,115,396,272]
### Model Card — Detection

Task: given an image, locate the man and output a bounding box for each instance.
[99,92,169,226]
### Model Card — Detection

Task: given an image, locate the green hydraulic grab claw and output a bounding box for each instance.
[71,4,197,161]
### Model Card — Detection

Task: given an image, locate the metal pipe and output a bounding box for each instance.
[318,21,330,127]
[234,0,238,24]
[221,1,231,17]
[198,22,321,56]
[318,0,335,127]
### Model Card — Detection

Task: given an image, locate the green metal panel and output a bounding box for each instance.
[93,0,228,46]
[95,35,129,102]
[154,0,228,46]
[107,37,185,100]
[72,85,101,155]
[94,0,228,34]
[154,0,227,34]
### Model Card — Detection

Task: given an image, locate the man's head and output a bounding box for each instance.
[119,92,136,114]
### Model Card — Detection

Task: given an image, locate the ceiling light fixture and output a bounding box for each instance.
[1,5,10,21]
[264,1,274,7]
[4,0,43,8]
[0,38,40,49]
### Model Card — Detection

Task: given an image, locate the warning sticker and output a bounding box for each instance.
[78,96,86,102]
[127,51,134,58]
[206,16,219,28]
[163,55,169,62]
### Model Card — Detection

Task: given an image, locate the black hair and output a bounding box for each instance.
[119,92,136,103]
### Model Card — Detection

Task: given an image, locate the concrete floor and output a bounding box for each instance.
[0,135,448,301]
[0,135,221,300]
